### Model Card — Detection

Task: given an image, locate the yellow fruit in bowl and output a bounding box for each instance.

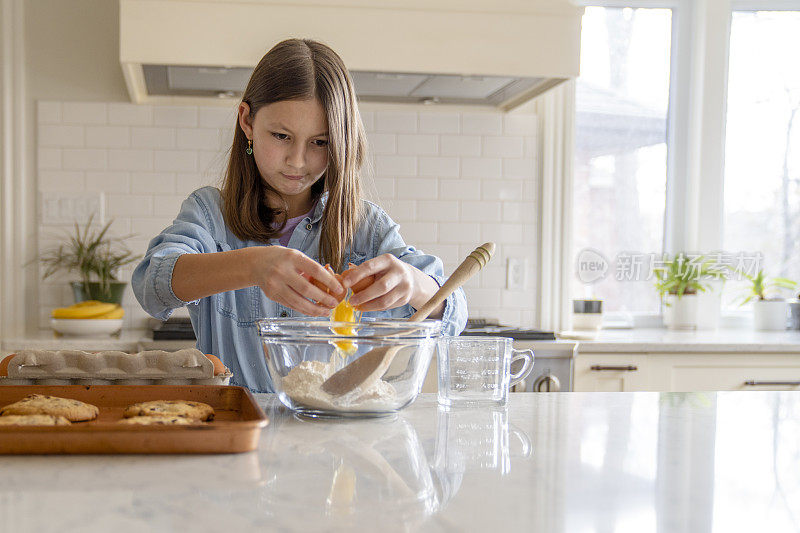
[51,301,124,319]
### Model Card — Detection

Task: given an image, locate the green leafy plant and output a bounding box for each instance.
[735,269,796,304]
[37,215,141,296]
[654,253,723,300]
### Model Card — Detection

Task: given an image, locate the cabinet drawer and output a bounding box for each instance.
[668,364,800,391]
[574,353,652,392]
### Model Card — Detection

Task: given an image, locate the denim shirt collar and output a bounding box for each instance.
[309,192,328,224]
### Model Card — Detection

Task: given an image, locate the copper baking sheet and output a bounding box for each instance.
[0,385,268,454]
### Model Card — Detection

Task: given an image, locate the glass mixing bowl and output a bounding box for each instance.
[256,317,442,418]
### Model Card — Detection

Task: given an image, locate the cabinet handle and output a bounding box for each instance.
[590,365,638,372]
[743,380,800,386]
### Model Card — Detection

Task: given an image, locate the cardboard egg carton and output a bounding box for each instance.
[0,348,232,385]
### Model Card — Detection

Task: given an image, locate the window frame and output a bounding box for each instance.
[572,0,800,326]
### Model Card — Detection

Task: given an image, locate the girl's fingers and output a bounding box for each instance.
[292,275,339,308]
[279,286,332,316]
[354,288,403,312]
[291,253,343,296]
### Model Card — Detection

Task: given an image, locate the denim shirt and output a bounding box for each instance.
[132,186,468,393]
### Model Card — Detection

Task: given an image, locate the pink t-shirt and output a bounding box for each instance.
[275,204,315,246]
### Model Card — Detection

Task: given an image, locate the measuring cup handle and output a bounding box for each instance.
[509,349,534,388]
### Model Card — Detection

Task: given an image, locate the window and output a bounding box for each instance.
[723,10,800,308]
[572,6,673,314]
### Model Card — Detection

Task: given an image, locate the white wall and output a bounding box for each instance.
[17,0,540,333]
[36,101,539,329]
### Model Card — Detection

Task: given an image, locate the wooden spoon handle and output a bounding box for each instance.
[409,242,495,321]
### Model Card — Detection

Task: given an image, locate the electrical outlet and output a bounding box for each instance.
[507,257,526,290]
[41,192,104,225]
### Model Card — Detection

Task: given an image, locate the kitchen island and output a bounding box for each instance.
[0,392,798,532]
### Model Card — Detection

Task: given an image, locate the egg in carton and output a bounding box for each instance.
[0,348,232,385]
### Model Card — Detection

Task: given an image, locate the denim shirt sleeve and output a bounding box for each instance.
[131,189,219,321]
[368,205,468,336]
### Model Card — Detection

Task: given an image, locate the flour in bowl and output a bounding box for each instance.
[282,361,397,411]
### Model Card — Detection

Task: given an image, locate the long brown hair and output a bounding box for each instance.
[220,38,367,271]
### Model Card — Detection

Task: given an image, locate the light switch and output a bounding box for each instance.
[507,257,526,290]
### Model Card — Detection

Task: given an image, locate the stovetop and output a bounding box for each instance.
[461,319,556,341]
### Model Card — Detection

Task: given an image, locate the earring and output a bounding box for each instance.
[246,139,253,155]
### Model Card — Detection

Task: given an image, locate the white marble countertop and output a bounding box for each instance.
[572,328,800,353]
[1,391,798,532]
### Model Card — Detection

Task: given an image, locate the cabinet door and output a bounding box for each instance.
[574,353,652,391]
[658,353,800,391]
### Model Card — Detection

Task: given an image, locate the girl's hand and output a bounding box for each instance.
[341,254,442,315]
[249,247,343,316]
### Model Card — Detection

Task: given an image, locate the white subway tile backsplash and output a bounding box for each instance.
[482,181,524,201]
[418,156,459,177]
[106,194,153,216]
[383,200,416,222]
[367,133,396,155]
[375,111,417,133]
[440,135,480,157]
[37,148,61,170]
[416,200,458,222]
[199,106,237,128]
[438,222,479,244]
[372,177,395,200]
[419,113,460,134]
[37,102,62,124]
[482,136,524,158]
[397,134,438,155]
[108,103,153,126]
[462,113,502,135]
[131,127,176,149]
[130,172,177,194]
[154,150,197,172]
[62,149,106,170]
[37,102,539,329]
[396,177,437,200]
[39,170,84,192]
[85,126,130,148]
[375,155,416,177]
[62,102,107,125]
[481,223,524,244]
[460,201,501,222]
[502,158,535,179]
[503,113,538,136]
[177,128,220,150]
[439,179,480,200]
[398,222,437,244]
[154,106,198,127]
[131,217,174,237]
[39,125,84,147]
[460,157,502,179]
[176,173,205,195]
[154,195,186,217]
[85,171,129,193]
[109,149,153,171]
[360,110,375,132]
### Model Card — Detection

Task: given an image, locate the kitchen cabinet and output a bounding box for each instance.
[576,351,800,392]
[574,353,654,391]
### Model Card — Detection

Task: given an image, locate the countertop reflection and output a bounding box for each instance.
[1,392,798,532]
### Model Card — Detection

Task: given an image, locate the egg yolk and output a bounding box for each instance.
[331,293,360,355]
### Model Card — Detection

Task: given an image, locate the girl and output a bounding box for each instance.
[132,39,468,393]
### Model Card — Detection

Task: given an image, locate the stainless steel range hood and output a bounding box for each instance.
[121,0,583,111]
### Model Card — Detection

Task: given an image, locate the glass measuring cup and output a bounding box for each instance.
[436,336,533,407]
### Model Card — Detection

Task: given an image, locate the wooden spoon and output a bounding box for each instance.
[320,242,495,397]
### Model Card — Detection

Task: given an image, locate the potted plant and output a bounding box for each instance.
[654,253,722,330]
[37,215,141,304]
[736,269,796,330]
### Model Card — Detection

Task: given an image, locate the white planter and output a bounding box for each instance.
[664,294,698,330]
[753,300,788,330]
